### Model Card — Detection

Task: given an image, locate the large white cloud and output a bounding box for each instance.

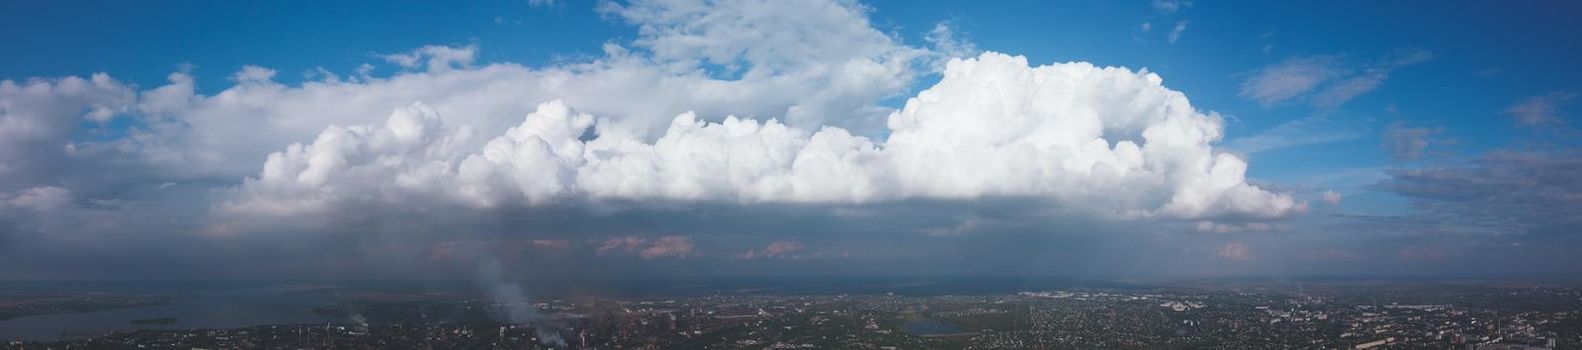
[220,103,479,215]
[0,74,135,190]
[0,0,957,247]
[123,0,936,182]
[3,0,1298,244]
[225,52,1303,220]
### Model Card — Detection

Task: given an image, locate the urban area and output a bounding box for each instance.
[3,282,1579,349]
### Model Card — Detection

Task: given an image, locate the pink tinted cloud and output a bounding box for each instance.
[1321,191,1343,205]
[736,240,808,259]
[640,236,697,259]
[596,236,646,256]
[528,239,570,249]
[594,235,698,259]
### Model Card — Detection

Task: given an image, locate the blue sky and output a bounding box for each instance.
[1,0,1580,281]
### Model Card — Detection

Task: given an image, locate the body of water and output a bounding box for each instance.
[0,285,344,342]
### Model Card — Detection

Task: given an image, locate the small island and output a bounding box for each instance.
[130,317,178,325]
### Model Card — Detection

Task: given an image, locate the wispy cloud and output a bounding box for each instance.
[595,235,699,259]
[1311,72,1387,108]
[735,240,811,259]
[1504,91,1576,127]
[1238,56,1346,106]
[1216,242,1254,261]
[1151,0,1192,14]
[1239,49,1433,108]
[924,21,978,58]
[1226,114,1370,154]
[1168,20,1189,44]
[1321,190,1343,205]
[640,236,697,259]
[1381,122,1444,161]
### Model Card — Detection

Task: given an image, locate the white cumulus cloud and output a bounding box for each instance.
[116,0,941,183]
[0,74,135,188]
[224,52,1304,221]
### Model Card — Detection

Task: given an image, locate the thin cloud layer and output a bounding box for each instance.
[1238,50,1431,108]
[1505,91,1576,127]
[736,240,808,259]
[1239,56,1345,107]
[1381,151,1582,236]
[1167,20,1188,44]
[1382,122,1443,161]
[1216,242,1253,261]
[0,187,73,211]
[594,235,698,259]
[225,52,1303,222]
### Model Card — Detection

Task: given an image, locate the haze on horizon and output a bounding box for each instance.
[1,0,1580,286]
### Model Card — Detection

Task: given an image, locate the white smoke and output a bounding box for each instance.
[536,328,567,347]
[477,258,538,324]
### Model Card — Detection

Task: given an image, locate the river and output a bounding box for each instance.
[0,285,344,342]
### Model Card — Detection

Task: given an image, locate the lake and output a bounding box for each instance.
[0,285,345,342]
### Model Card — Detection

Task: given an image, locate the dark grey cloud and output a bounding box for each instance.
[0,188,1303,282]
[1379,151,1582,236]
